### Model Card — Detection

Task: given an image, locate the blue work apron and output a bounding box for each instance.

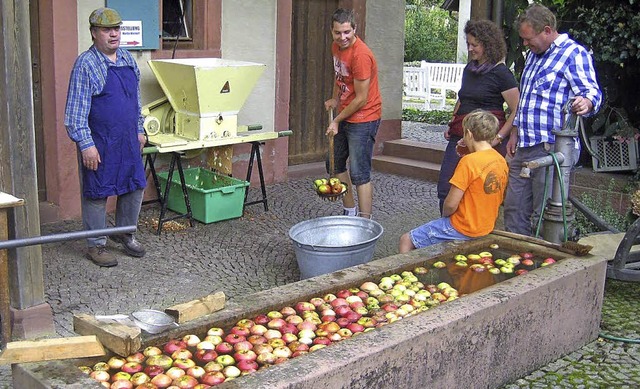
[83,65,146,199]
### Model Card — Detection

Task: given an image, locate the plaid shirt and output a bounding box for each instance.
[64,46,143,151]
[514,34,602,148]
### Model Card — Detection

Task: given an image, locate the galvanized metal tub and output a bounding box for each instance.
[289,216,384,279]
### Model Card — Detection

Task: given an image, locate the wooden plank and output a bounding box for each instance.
[0,210,11,345]
[73,314,142,357]
[165,291,226,324]
[0,336,105,365]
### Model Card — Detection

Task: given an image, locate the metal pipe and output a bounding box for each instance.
[0,226,136,250]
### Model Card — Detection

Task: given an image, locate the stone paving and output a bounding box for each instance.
[0,122,638,388]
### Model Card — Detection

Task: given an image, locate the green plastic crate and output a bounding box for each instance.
[157,167,249,224]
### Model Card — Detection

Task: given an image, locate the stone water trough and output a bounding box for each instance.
[13,233,607,388]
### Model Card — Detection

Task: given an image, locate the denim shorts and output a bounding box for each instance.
[410,217,471,249]
[327,119,380,186]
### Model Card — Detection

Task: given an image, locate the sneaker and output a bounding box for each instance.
[110,234,146,258]
[86,246,118,267]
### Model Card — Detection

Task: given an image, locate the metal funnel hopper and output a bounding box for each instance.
[148,58,266,141]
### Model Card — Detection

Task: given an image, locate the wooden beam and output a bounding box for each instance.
[165,291,226,324]
[0,336,105,365]
[73,314,142,357]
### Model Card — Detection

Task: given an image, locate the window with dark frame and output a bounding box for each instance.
[162,0,192,40]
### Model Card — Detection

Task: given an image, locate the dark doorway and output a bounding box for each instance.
[288,0,339,165]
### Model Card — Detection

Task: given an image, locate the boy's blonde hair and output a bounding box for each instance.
[462,109,499,141]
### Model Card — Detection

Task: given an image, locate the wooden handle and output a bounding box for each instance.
[328,108,335,177]
[491,230,579,255]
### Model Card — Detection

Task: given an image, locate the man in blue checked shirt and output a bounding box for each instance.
[64,8,147,267]
[503,3,602,236]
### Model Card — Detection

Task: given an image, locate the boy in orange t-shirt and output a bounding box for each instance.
[399,110,508,253]
[324,8,382,219]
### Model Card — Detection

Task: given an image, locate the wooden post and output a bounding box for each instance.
[0,193,24,345]
[0,1,54,339]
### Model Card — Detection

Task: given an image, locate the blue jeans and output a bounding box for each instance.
[327,119,380,186]
[437,136,462,214]
[409,217,471,249]
[78,151,144,247]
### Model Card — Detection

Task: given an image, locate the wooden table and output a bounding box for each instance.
[0,191,24,345]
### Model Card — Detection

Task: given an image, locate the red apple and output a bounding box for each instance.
[229,326,251,337]
[122,362,144,374]
[110,379,133,389]
[90,370,110,382]
[253,343,273,355]
[252,314,269,325]
[233,340,253,352]
[224,333,246,344]
[164,339,188,355]
[236,359,259,373]
[172,358,195,370]
[193,349,218,364]
[171,374,199,389]
[346,322,365,333]
[143,365,164,378]
[214,341,234,354]
[201,371,226,386]
[335,289,352,299]
[247,334,267,346]
[182,334,201,348]
[336,317,351,327]
[267,318,287,330]
[249,324,268,336]
[309,297,325,307]
[330,298,348,308]
[150,373,173,388]
[256,351,276,366]
[313,336,332,346]
[125,352,145,364]
[280,306,297,317]
[171,349,192,361]
[233,349,257,362]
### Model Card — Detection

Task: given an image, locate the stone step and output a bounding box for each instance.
[372,155,441,182]
[381,139,446,164]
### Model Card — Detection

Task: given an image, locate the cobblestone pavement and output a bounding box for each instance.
[0,122,637,388]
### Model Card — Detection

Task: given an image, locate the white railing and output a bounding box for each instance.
[403,61,465,110]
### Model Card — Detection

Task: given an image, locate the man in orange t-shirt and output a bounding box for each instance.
[399,110,508,253]
[324,8,382,219]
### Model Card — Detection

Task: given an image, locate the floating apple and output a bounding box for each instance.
[432,261,446,268]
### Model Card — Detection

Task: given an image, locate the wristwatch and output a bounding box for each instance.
[495,133,504,143]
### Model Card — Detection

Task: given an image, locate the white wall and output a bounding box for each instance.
[76,1,162,104]
[365,0,405,120]
[221,0,277,132]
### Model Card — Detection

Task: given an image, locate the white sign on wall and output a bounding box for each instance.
[120,21,143,48]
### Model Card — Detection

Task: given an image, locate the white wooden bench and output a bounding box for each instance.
[403,61,465,110]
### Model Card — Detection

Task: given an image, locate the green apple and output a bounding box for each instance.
[453,254,467,261]
[313,179,324,188]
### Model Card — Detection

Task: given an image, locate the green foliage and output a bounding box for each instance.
[402,107,452,125]
[404,3,457,62]
[574,179,632,235]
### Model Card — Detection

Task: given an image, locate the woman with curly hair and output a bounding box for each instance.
[436,19,519,214]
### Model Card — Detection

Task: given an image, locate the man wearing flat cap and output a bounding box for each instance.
[64,7,147,267]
